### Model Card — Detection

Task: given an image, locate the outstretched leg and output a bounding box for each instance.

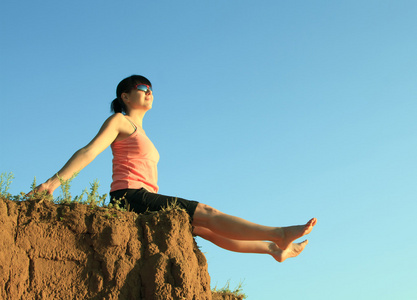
[193,226,309,262]
[192,203,316,250]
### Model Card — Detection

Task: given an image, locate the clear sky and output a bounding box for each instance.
[1,1,417,299]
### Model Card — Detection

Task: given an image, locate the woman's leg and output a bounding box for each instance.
[192,203,316,250]
[193,226,309,262]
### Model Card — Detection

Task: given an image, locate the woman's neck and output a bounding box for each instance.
[126,110,146,128]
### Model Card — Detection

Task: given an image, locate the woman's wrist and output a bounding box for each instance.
[45,175,60,192]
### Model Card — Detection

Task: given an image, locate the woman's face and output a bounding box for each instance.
[123,84,153,111]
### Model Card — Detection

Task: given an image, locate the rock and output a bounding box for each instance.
[0,197,212,300]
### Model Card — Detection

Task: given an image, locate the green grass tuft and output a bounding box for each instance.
[1,171,109,210]
[0,172,14,198]
[212,280,247,299]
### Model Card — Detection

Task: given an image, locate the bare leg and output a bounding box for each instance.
[193,226,309,262]
[194,226,269,254]
[192,203,317,250]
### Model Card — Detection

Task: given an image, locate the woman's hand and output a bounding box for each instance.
[33,182,55,195]
[26,179,57,197]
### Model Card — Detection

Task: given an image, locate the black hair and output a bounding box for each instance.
[110,75,152,114]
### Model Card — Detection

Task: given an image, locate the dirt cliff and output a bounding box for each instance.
[0,196,215,300]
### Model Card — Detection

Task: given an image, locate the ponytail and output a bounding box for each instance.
[110,97,126,113]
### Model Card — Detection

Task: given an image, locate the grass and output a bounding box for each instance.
[0,172,14,197]
[0,171,107,208]
[56,173,107,207]
[107,194,129,212]
[1,172,186,215]
[212,280,247,299]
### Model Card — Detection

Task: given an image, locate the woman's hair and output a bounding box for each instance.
[110,75,152,114]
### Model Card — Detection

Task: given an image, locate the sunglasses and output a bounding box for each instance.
[134,83,152,94]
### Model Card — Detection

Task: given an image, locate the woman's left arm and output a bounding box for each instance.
[30,113,124,195]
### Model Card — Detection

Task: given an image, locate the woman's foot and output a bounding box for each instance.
[275,218,317,250]
[269,240,309,262]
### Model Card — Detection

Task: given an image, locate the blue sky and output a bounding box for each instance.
[1,1,417,299]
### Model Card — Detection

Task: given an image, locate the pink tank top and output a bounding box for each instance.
[110,118,160,193]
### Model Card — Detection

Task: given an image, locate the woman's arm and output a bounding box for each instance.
[31,113,124,195]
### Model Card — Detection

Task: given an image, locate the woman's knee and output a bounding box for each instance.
[197,203,221,216]
[192,203,221,226]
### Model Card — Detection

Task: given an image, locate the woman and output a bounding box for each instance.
[33,75,317,262]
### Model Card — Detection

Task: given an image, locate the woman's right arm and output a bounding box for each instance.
[31,113,125,195]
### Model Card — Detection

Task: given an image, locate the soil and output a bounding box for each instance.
[0,196,216,299]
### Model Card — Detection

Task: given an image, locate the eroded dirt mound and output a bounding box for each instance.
[0,197,211,300]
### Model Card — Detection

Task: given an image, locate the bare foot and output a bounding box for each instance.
[275,218,317,250]
[269,240,309,262]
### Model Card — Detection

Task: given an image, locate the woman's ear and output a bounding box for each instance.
[121,92,129,102]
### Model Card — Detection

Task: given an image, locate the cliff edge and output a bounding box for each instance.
[0,196,212,299]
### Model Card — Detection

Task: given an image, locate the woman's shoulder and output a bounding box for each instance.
[108,112,125,121]
[95,113,127,134]
[103,113,127,126]
[104,113,137,139]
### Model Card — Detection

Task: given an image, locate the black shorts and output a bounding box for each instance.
[109,188,199,221]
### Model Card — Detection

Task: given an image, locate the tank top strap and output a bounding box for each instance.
[124,116,138,131]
